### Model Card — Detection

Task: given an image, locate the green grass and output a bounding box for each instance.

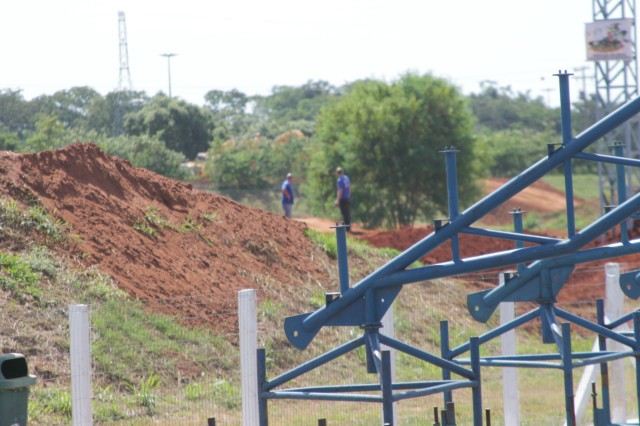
[0,192,627,425]
[0,197,66,240]
[542,173,601,200]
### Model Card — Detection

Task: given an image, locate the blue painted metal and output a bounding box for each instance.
[561,322,577,426]
[257,348,269,426]
[260,72,640,424]
[333,224,350,294]
[381,351,393,424]
[558,71,576,238]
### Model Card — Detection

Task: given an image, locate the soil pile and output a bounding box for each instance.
[0,144,327,329]
[359,228,640,303]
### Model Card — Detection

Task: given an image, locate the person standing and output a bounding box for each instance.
[281,172,294,218]
[333,167,351,229]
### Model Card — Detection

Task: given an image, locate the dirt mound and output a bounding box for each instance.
[356,225,640,303]
[0,144,327,329]
[478,177,582,225]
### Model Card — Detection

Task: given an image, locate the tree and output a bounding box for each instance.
[24,114,66,152]
[308,73,480,228]
[0,89,36,135]
[469,82,560,133]
[475,128,554,177]
[252,80,338,129]
[98,135,188,180]
[124,95,214,159]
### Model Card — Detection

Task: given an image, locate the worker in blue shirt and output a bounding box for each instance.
[281,172,294,218]
[333,167,351,230]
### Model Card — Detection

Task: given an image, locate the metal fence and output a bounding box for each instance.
[17,262,640,425]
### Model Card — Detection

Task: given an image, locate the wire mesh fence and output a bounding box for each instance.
[11,262,640,424]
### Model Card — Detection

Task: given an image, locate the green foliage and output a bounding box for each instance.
[128,374,161,414]
[36,387,73,419]
[308,73,480,228]
[124,94,214,159]
[206,133,307,189]
[252,80,339,125]
[179,214,202,233]
[0,89,37,134]
[210,378,241,409]
[98,134,188,179]
[0,252,42,302]
[476,128,557,178]
[259,298,283,320]
[0,131,20,150]
[0,197,66,240]
[25,114,66,152]
[469,82,560,133]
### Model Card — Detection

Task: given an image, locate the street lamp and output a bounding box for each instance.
[160,53,177,97]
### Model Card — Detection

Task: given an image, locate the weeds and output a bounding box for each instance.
[0,197,66,240]
[0,252,42,302]
[132,219,157,237]
[128,373,161,414]
[179,214,202,233]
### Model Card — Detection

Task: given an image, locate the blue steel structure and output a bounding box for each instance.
[257,72,640,425]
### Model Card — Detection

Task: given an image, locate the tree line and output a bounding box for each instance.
[0,74,596,228]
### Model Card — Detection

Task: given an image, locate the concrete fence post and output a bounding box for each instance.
[239,289,259,426]
[499,272,520,426]
[69,304,93,426]
[605,262,625,423]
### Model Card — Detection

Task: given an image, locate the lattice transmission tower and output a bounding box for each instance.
[114,11,133,136]
[591,0,640,210]
[117,11,132,92]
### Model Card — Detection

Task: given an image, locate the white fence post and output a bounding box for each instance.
[605,262,625,423]
[69,304,93,426]
[499,272,520,426]
[239,289,259,426]
[381,304,398,426]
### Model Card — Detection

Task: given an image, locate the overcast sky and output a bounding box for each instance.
[2,0,596,106]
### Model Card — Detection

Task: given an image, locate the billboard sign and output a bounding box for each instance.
[586,19,634,61]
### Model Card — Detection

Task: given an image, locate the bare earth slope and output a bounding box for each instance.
[0,144,326,329]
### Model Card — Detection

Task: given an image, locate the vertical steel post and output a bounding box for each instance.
[510,209,525,274]
[561,322,577,426]
[440,320,453,405]
[614,142,630,243]
[257,348,269,426]
[382,350,394,425]
[634,312,640,424]
[557,70,576,237]
[470,336,483,426]
[596,298,612,421]
[443,147,461,262]
[334,224,350,294]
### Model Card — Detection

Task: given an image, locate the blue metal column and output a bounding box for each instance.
[510,209,525,274]
[561,323,577,426]
[381,350,394,425]
[334,224,350,294]
[440,320,453,405]
[470,336,483,426]
[634,312,640,424]
[258,348,269,426]
[557,70,576,237]
[443,147,461,262]
[596,299,612,421]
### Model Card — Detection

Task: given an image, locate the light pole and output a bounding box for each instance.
[160,53,177,97]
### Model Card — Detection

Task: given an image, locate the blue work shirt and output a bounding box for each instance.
[281,179,294,204]
[337,175,351,200]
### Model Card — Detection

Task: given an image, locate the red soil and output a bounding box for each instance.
[0,144,327,330]
[1,144,637,331]
[302,178,640,304]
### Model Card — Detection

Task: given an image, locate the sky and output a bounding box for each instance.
[2,0,597,107]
